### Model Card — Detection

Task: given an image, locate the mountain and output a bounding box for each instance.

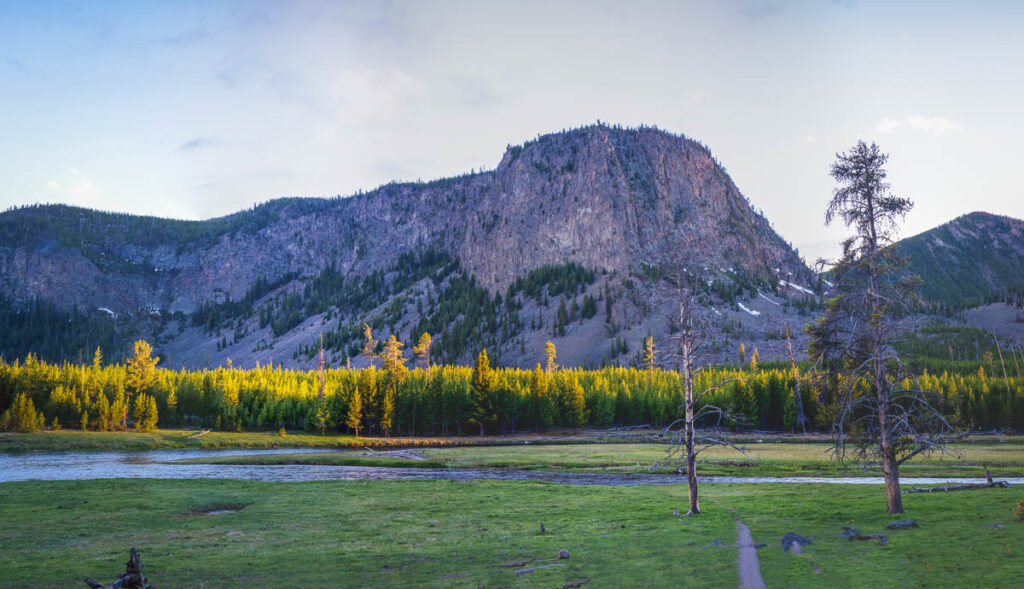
[0,124,821,368]
[896,211,1024,311]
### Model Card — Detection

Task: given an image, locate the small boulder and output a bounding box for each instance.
[558,549,570,560]
[781,532,812,552]
[887,520,918,530]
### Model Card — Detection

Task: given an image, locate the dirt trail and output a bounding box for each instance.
[735,519,767,589]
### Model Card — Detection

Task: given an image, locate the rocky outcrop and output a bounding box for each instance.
[0,125,811,315]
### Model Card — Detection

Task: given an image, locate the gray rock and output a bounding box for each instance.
[781,532,812,552]
[887,520,918,530]
[558,549,570,560]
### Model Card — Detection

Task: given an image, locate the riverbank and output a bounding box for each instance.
[4,428,1023,454]
[1,478,1020,587]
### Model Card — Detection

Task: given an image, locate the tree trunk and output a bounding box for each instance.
[685,415,699,515]
[681,303,699,516]
[883,451,904,513]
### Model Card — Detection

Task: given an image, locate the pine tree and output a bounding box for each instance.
[126,340,159,397]
[131,393,159,432]
[469,349,496,436]
[412,332,432,368]
[380,379,396,437]
[380,334,408,379]
[564,375,587,429]
[346,386,363,437]
[642,336,657,382]
[313,400,331,436]
[361,323,378,366]
[749,347,759,372]
[2,392,45,432]
[545,341,557,374]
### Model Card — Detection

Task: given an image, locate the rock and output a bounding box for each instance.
[781,532,812,552]
[558,549,570,560]
[887,520,918,530]
[840,526,860,539]
[754,544,767,549]
[791,543,803,555]
[711,540,721,546]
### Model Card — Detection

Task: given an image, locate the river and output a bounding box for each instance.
[2,448,1021,486]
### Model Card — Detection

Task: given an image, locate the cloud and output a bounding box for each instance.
[877,115,963,136]
[331,68,422,123]
[46,169,103,209]
[877,117,901,134]
[178,137,215,152]
[906,115,963,136]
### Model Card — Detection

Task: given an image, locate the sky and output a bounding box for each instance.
[2,0,1022,263]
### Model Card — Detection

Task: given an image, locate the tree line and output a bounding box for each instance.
[2,340,1023,435]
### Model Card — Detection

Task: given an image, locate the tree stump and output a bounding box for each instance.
[84,548,155,589]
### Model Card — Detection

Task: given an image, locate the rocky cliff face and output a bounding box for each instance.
[0,124,820,367]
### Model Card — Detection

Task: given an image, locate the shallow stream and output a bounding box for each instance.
[2,448,1021,486]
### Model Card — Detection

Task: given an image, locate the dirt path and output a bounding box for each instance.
[735,519,767,589]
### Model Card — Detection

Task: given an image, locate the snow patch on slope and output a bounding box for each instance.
[738,302,761,317]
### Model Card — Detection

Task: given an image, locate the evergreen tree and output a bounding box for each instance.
[469,349,496,436]
[380,379,396,437]
[380,334,408,379]
[361,323,378,366]
[131,393,159,432]
[1,391,45,432]
[346,386,363,437]
[545,341,557,374]
[313,399,331,436]
[127,340,159,397]
[412,332,432,368]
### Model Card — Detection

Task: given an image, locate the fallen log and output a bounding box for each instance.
[904,481,1010,494]
[185,429,211,439]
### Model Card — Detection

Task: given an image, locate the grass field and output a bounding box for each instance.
[179,442,1024,479]
[0,478,1021,587]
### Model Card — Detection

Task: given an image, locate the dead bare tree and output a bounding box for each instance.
[662,274,745,515]
[784,323,809,433]
[808,141,953,514]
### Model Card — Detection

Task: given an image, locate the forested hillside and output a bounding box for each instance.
[897,212,1024,312]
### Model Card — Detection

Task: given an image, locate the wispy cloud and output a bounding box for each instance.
[46,169,102,208]
[877,117,901,133]
[178,137,215,152]
[907,115,963,136]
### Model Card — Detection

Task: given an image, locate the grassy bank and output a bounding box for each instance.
[179,442,1024,479]
[0,478,1021,587]
[0,429,508,453]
